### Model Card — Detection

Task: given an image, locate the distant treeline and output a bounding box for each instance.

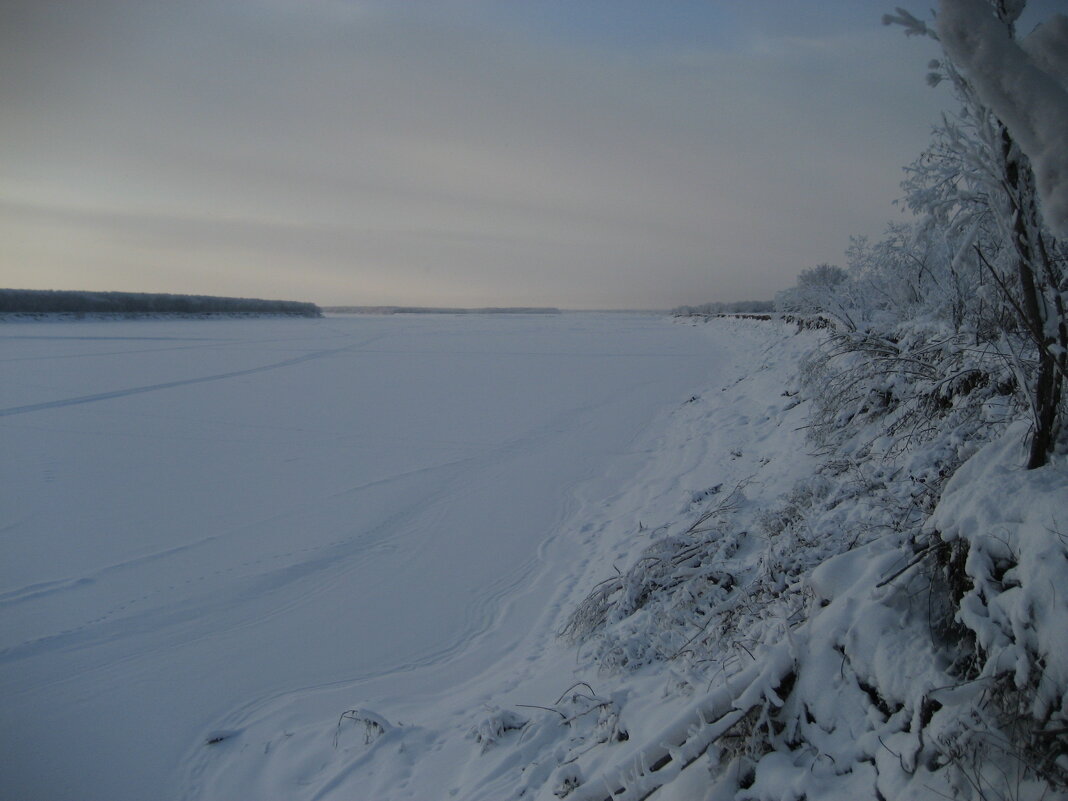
[671,300,774,316]
[1,289,321,317]
[324,306,561,315]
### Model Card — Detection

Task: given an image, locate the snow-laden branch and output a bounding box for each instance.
[571,647,797,801]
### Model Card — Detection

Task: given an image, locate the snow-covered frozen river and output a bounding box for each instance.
[0,313,727,801]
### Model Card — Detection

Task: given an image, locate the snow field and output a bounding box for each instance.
[0,313,731,801]
[174,316,820,801]
[8,313,1060,800]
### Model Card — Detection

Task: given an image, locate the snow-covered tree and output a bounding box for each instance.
[775,263,859,329]
[882,0,1067,467]
[939,0,1068,238]
[929,1,1068,468]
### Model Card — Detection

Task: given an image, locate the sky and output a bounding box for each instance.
[0,1,1054,309]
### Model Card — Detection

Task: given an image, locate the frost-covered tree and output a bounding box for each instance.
[883,0,1067,467]
[776,1,1065,466]
[939,0,1068,238]
[775,263,859,329]
[931,0,1068,468]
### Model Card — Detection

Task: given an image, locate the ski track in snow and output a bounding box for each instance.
[0,313,736,801]
[2,375,666,666]
[0,335,384,417]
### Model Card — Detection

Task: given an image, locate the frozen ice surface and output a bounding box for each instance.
[0,312,732,801]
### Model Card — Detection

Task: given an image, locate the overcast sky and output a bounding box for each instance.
[0,1,1049,308]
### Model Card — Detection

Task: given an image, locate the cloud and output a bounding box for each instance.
[1,0,949,307]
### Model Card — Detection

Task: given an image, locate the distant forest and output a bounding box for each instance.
[1,289,321,317]
[323,306,561,315]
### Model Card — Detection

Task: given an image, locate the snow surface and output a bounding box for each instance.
[10,313,1059,800]
[1,312,743,801]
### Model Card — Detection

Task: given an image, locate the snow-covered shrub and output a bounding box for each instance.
[560,483,750,672]
[801,321,1021,471]
[775,263,859,331]
[474,684,631,799]
[551,764,583,798]
[469,707,529,754]
[333,708,393,748]
[754,476,831,540]
[925,427,1068,792]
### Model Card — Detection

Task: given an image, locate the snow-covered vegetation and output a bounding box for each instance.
[671,301,775,316]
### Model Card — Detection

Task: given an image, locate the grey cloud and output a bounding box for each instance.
[1,1,951,307]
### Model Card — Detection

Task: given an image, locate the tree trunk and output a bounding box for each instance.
[999,128,1062,468]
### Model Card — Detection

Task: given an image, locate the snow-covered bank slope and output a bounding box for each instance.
[184,314,1063,801]
[549,317,1067,801]
[180,316,824,801]
[532,317,1067,801]
[0,313,730,801]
